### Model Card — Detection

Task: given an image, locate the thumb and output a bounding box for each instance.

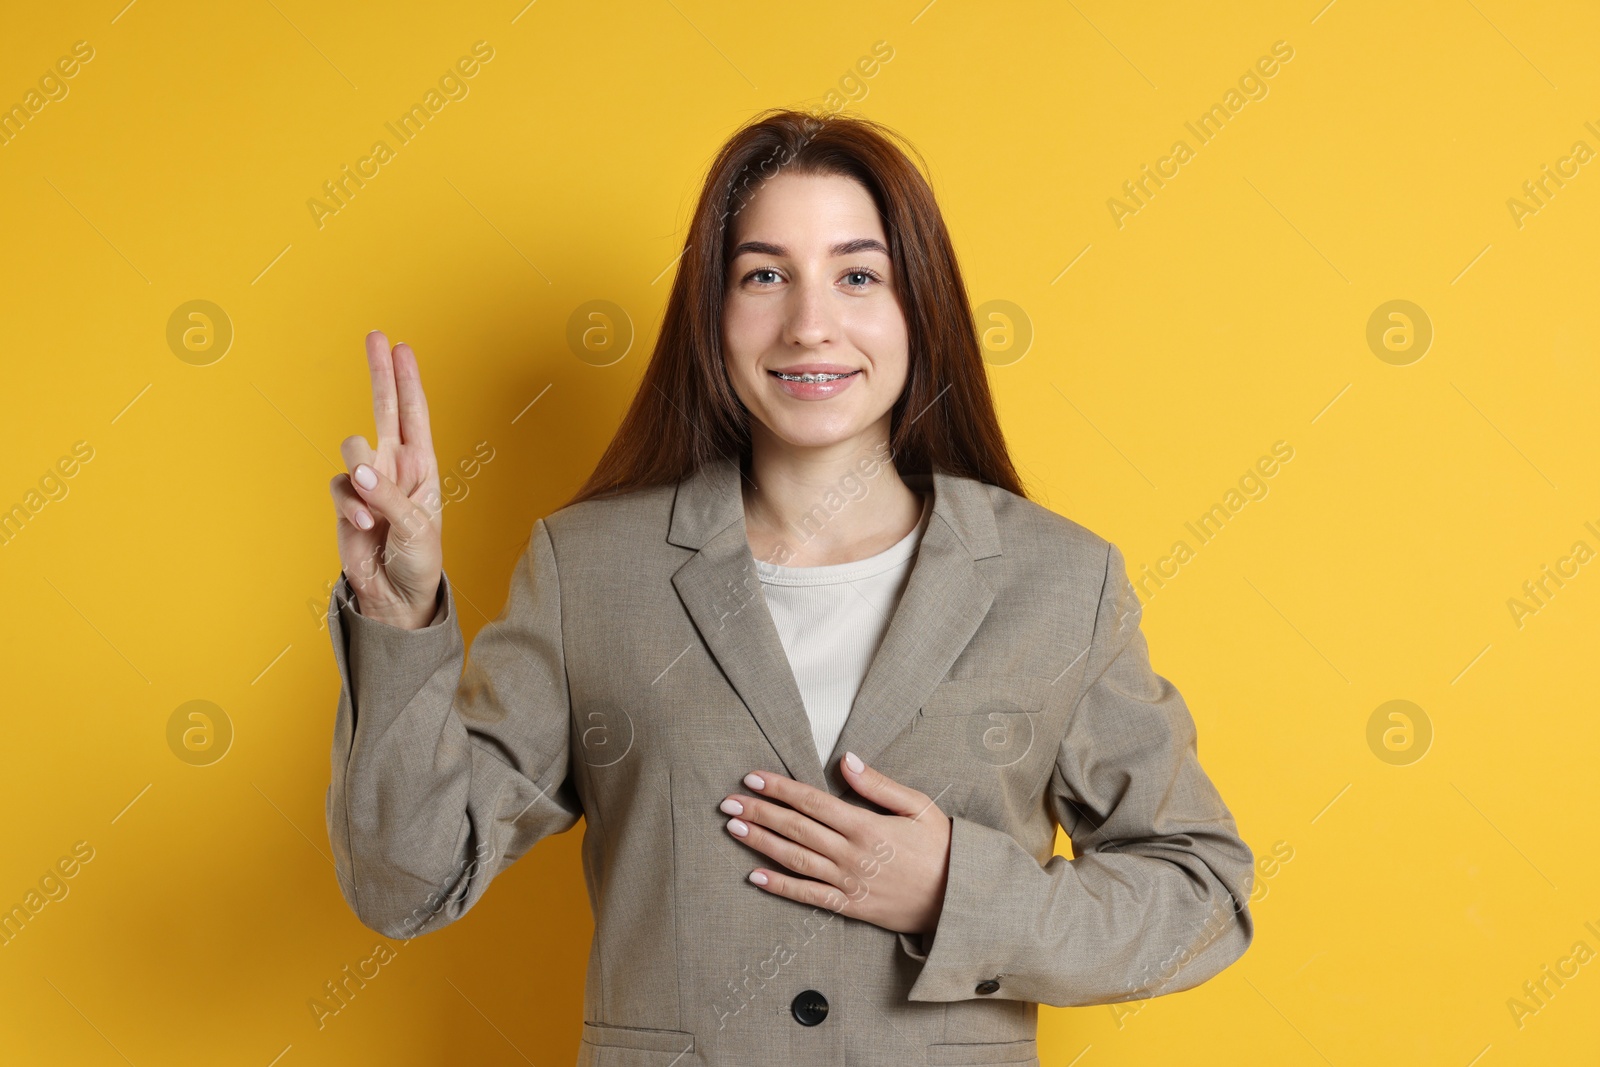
[840,751,937,820]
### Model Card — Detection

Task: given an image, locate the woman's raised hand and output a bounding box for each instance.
[328,331,445,630]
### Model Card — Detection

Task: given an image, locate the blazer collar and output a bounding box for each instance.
[667,452,1001,797]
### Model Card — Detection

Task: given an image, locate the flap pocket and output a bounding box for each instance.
[918,676,1053,718]
[580,1021,695,1054]
[927,1038,1038,1065]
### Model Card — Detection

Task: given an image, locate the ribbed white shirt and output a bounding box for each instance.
[753,493,932,767]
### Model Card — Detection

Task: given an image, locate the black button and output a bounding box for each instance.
[791,989,829,1026]
[975,978,1001,995]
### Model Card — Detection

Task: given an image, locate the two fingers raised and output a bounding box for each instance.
[366,331,432,449]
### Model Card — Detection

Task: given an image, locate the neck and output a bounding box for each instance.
[741,424,924,568]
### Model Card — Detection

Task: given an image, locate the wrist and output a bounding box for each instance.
[361,609,433,631]
[350,584,441,631]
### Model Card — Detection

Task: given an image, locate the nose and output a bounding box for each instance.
[781,272,838,349]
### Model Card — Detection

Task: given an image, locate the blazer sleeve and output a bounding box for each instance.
[323,517,582,940]
[896,541,1255,1006]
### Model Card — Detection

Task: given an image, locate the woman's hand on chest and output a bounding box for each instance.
[718,752,952,938]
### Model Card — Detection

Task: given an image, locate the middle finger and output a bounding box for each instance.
[723,793,851,859]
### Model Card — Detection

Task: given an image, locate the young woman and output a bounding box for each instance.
[324,108,1254,1065]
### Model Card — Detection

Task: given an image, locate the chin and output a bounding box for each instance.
[767,421,871,451]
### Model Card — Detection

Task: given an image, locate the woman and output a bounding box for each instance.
[324,108,1254,1065]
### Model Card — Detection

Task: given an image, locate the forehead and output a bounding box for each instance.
[729,171,885,249]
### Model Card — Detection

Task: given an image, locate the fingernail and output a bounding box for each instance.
[354,464,377,490]
[727,818,748,837]
[845,751,864,774]
[743,773,765,791]
[719,798,743,816]
[355,509,373,530]
[749,871,768,886]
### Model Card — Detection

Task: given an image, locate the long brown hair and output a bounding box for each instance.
[563,107,1025,508]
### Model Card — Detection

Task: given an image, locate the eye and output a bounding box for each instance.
[742,267,782,285]
[842,268,883,289]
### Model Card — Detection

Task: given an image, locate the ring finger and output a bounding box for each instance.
[329,474,376,531]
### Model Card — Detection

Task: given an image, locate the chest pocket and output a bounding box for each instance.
[916,675,1054,763]
[909,675,1067,822]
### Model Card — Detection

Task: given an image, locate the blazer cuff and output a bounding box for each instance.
[904,814,1052,1003]
[331,572,460,731]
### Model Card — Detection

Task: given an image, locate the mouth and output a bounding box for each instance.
[768,370,860,382]
[766,365,861,400]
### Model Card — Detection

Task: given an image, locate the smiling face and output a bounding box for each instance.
[721,170,909,457]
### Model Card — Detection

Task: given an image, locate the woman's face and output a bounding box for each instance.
[721,171,908,456]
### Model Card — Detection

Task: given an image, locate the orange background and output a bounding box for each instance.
[2,1,1597,1063]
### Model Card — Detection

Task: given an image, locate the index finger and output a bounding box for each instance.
[365,330,400,446]
[743,770,866,837]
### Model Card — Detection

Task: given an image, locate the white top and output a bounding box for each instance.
[753,493,933,767]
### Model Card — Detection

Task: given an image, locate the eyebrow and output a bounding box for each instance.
[727,237,889,259]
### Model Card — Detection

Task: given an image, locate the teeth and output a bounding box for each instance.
[775,371,852,382]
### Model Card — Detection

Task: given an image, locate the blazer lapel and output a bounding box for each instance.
[669,456,830,793]
[667,454,1003,799]
[820,466,999,794]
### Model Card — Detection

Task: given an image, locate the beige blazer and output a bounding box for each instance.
[324,454,1255,1066]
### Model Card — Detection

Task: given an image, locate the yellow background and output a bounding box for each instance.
[2,0,1597,1063]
